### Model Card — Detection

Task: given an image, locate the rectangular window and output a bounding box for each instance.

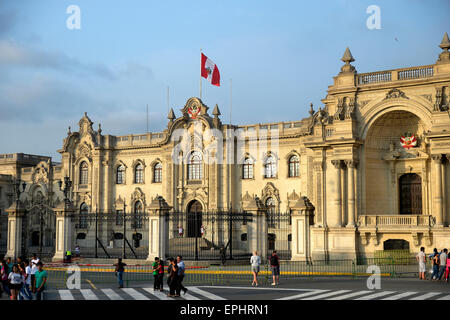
[116,210,123,226]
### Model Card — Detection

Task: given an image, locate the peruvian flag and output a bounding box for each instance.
[201,53,220,86]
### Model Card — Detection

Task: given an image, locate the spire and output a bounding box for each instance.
[340,47,356,74]
[168,108,175,122]
[437,32,450,64]
[212,104,221,117]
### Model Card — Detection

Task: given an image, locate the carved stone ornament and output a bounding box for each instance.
[384,88,409,100]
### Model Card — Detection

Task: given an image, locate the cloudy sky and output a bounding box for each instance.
[1,0,449,160]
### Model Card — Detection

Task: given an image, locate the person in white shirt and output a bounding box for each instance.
[23,260,33,299]
[8,264,24,300]
[250,251,261,286]
[416,247,426,280]
[30,254,40,293]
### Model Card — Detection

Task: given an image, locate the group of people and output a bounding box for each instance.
[417,247,450,281]
[0,254,48,300]
[114,255,188,298]
[250,250,281,287]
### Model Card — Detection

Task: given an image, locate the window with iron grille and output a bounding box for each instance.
[153,162,162,183]
[79,161,88,185]
[115,210,123,226]
[288,155,300,177]
[134,201,143,228]
[243,157,253,179]
[188,151,202,180]
[79,203,88,229]
[116,165,125,184]
[135,163,144,184]
[264,155,277,178]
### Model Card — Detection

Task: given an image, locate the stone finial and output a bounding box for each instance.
[437,32,450,64]
[309,103,315,117]
[439,32,450,51]
[212,104,221,118]
[98,123,102,134]
[67,126,71,135]
[340,47,356,73]
[168,108,175,122]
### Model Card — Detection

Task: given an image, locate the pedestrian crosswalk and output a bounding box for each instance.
[48,286,450,301]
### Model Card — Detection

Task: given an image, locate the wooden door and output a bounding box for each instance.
[187,200,202,237]
[399,173,422,215]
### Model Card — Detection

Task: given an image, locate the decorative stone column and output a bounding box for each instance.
[290,197,315,262]
[242,195,268,262]
[345,160,357,227]
[432,155,444,226]
[52,201,76,261]
[331,160,342,227]
[146,196,172,261]
[5,202,26,259]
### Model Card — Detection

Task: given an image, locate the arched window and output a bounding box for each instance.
[264,155,277,178]
[288,155,300,177]
[116,165,125,184]
[188,151,202,180]
[134,201,143,229]
[153,162,162,183]
[135,163,144,184]
[243,158,253,179]
[79,161,88,185]
[79,203,89,229]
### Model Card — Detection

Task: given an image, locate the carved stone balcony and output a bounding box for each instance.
[358,215,435,228]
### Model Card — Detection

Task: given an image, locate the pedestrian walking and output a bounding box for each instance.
[431,248,440,281]
[0,260,10,298]
[74,245,80,258]
[250,251,261,287]
[34,262,47,300]
[152,257,161,291]
[270,250,280,286]
[445,254,450,282]
[416,247,427,280]
[8,264,24,300]
[178,226,184,237]
[167,258,179,297]
[157,258,164,291]
[437,249,448,281]
[114,258,126,288]
[6,257,13,273]
[176,256,187,296]
[166,257,174,289]
[30,254,40,293]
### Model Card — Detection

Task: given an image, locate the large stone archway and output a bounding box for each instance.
[363,110,428,215]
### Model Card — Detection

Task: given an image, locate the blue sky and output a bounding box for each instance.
[0,0,449,159]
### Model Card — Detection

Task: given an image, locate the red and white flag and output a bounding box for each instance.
[201,53,220,86]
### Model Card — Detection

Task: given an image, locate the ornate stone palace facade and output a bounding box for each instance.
[2,34,450,260]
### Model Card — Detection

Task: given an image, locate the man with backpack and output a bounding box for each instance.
[270,250,280,286]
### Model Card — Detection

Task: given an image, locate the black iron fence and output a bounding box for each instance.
[266,211,292,260]
[71,211,149,259]
[165,211,253,261]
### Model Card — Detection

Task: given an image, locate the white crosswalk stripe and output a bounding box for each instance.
[80,289,98,300]
[354,291,396,300]
[59,290,75,300]
[327,290,372,300]
[101,288,124,300]
[409,292,441,300]
[302,290,352,300]
[437,295,450,300]
[121,288,149,300]
[142,288,174,300]
[381,292,418,300]
[188,287,227,300]
[277,290,329,300]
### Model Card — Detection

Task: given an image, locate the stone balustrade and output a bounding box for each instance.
[357,65,434,86]
[358,215,435,227]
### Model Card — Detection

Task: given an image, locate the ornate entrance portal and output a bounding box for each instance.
[187,200,202,238]
[399,173,422,215]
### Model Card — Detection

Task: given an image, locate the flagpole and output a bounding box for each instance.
[199,48,202,100]
[167,86,170,114]
[230,78,232,124]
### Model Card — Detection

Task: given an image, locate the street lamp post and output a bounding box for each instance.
[14,179,26,258]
